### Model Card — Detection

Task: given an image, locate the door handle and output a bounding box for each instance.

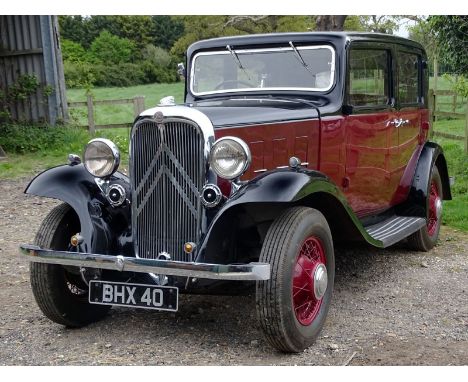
[387,118,402,127]
[387,118,409,128]
[400,119,410,126]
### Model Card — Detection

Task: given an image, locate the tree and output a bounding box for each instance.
[429,16,468,76]
[90,31,136,64]
[408,18,437,68]
[151,16,185,50]
[315,16,347,31]
[58,16,88,46]
[113,16,153,50]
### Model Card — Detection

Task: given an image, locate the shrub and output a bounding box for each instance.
[141,44,172,67]
[141,61,178,84]
[90,30,136,64]
[63,61,96,89]
[0,123,89,154]
[61,39,88,63]
[93,63,146,87]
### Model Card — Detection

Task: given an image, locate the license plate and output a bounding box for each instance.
[89,280,178,312]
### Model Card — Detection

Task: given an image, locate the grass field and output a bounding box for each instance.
[1,80,467,231]
[67,83,184,126]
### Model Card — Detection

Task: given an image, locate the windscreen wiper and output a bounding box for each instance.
[226,45,252,81]
[288,41,316,77]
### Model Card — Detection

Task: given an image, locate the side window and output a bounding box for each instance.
[398,52,420,104]
[349,49,389,107]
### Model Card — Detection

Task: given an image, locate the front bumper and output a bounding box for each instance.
[20,244,271,281]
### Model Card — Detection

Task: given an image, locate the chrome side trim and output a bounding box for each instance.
[20,244,271,281]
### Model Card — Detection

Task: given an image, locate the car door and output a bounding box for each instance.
[392,49,425,204]
[343,45,400,216]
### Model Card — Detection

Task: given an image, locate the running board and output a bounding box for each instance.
[364,216,426,248]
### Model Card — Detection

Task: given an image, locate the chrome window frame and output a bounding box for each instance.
[190,45,336,96]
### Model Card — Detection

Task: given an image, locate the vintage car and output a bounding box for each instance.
[21,32,451,353]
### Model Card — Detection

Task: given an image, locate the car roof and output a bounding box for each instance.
[187,31,425,56]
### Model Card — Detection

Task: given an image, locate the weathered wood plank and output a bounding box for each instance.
[67,101,87,107]
[94,99,134,106]
[0,48,43,57]
[432,131,464,141]
[434,111,465,118]
[434,90,458,96]
[87,95,95,134]
[95,123,132,129]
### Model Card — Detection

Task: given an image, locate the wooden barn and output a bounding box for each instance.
[0,15,68,125]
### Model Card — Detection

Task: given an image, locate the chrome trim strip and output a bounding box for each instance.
[190,45,336,96]
[20,244,271,281]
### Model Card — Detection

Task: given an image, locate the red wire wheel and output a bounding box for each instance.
[427,180,441,237]
[292,236,327,326]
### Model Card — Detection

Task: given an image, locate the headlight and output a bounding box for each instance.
[83,138,120,178]
[209,137,251,180]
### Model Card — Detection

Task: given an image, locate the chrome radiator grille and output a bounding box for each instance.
[131,119,205,262]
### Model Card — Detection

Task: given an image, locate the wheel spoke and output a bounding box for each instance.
[292,235,327,326]
[293,282,313,297]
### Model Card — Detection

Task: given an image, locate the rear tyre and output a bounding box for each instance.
[407,166,443,251]
[256,207,335,353]
[30,203,111,327]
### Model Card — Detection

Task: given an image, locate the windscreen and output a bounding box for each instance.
[190,45,335,95]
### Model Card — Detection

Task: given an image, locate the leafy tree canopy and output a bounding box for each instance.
[90,31,136,64]
[429,16,468,76]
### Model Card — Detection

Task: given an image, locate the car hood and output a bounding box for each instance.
[191,98,320,128]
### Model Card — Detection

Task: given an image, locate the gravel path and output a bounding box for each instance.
[0,178,467,365]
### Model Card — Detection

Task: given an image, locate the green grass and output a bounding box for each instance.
[67,83,184,126]
[432,119,466,137]
[0,125,130,179]
[431,123,468,232]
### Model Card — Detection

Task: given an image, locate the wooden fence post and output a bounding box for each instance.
[428,88,435,138]
[86,95,95,134]
[452,93,457,113]
[465,99,468,153]
[133,96,146,118]
[0,145,7,159]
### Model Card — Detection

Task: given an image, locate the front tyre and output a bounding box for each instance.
[256,207,335,353]
[30,203,111,327]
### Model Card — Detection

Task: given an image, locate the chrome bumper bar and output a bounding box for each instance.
[19,244,271,281]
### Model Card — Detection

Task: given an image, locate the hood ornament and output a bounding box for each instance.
[153,111,164,124]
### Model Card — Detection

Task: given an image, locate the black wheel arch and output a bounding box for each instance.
[397,141,452,218]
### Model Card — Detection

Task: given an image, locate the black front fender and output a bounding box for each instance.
[196,168,379,262]
[25,164,132,255]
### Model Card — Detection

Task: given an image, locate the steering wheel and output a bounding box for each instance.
[214,79,253,90]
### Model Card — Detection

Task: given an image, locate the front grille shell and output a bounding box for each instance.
[130,110,215,262]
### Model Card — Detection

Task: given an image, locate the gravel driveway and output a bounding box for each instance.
[0,178,466,365]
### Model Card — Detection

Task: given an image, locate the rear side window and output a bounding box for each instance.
[398,52,420,104]
[349,49,389,107]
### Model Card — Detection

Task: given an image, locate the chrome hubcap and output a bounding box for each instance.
[313,263,328,300]
[435,197,442,219]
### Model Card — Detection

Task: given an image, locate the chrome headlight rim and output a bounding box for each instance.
[83,138,120,178]
[209,136,251,180]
